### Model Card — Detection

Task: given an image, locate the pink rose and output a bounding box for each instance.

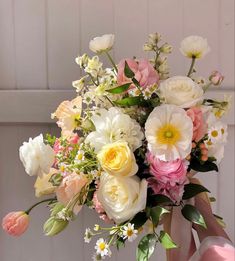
[187,107,207,142]
[148,178,187,203]
[56,173,88,214]
[2,211,29,236]
[147,153,188,185]
[117,58,159,89]
[209,70,224,86]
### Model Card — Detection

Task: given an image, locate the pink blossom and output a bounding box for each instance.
[93,192,112,223]
[148,178,187,203]
[117,58,159,90]
[209,70,224,86]
[69,133,79,144]
[2,211,29,236]
[187,107,207,142]
[147,153,188,185]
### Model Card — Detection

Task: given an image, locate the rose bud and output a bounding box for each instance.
[209,71,224,86]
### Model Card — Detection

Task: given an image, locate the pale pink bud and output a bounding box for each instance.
[209,71,224,86]
[2,211,29,236]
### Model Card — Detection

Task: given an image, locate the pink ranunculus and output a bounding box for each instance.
[56,173,88,214]
[2,211,29,236]
[148,178,187,203]
[187,107,207,142]
[147,153,188,185]
[117,58,159,90]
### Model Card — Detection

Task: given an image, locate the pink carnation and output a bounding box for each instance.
[147,153,188,185]
[117,58,159,90]
[2,211,29,236]
[187,107,207,142]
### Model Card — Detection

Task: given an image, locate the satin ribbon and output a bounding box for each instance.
[163,178,211,261]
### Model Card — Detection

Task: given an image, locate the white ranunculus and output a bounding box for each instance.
[180,35,210,59]
[19,134,55,177]
[97,173,147,224]
[159,76,204,108]
[145,104,193,161]
[89,34,115,54]
[85,107,144,152]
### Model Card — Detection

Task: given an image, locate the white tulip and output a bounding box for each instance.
[19,134,55,177]
[180,35,210,59]
[89,34,115,54]
[97,173,147,224]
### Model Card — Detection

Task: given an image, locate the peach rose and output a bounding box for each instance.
[117,58,159,89]
[2,211,29,236]
[56,173,88,214]
[187,107,207,142]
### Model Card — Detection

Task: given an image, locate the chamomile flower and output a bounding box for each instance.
[74,150,85,164]
[84,228,93,243]
[95,238,111,257]
[94,224,100,231]
[122,223,138,242]
[207,122,227,144]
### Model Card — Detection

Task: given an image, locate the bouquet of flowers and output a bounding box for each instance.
[2,33,231,261]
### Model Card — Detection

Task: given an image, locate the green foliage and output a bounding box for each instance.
[106,83,131,94]
[181,204,207,228]
[182,183,210,200]
[44,133,57,147]
[159,231,177,249]
[136,234,157,261]
[114,96,147,106]
[130,212,148,229]
[124,61,135,78]
[189,157,218,172]
[150,206,169,226]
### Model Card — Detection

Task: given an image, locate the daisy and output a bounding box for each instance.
[122,223,138,242]
[95,238,111,257]
[84,228,93,243]
[145,104,193,161]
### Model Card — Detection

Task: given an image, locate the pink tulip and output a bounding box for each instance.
[2,211,29,236]
[117,58,159,90]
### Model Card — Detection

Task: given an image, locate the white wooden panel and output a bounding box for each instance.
[219,0,235,89]
[148,0,184,76]
[183,0,220,79]
[47,0,80,89]
[113,0,148,62]
[14,0,47,89]
[0,0,16,89]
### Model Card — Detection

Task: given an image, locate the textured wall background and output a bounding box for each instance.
[0,0,234,260]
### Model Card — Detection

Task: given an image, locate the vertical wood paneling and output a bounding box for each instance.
[182,0,220,78]
[148,0,184,76]
[47,0,80,89]
[0,0,16,89]
[219,0,234,89]
[113,0,148,62]
[14,0,47,89]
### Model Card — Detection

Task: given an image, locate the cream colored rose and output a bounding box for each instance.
[159,76,204,108]
[89,34,114,54]
[34,168,57,197]
[97,141,138,177]
[97,173,147,224]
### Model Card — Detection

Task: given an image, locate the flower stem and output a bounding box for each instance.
[187,57,196,77]
[105,51,118,73]
[25,198,56,215]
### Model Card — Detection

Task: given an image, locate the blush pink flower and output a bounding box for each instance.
[93,191,112,223]
[56,173,88,214]
[187,107,207,142]
[117,58,159,90]
[2,211,29,236]
[147,153,188,185]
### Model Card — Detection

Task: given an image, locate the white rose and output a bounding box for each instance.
[180,35,210,59]
[89,34,115,54]
[159,76,204,108]
[97,173,147,224]
[19,134,55,177]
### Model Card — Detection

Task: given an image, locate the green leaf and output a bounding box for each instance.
[106,83,131,94]
[130,212,148,229]
[152,194,174,205]
[114,96,146,106]
[181,204,207,228]
[132,77,140,87]
[116,237,125,250]
[150,206,169,226]
[124,60,135,78]
[183,183,210,200]
[189,158,218,172]
[136,234,157,261]
[159,231,177,249]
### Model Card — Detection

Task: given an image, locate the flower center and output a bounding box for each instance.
[211,130,218,137]
[127,229,133,237]
[156,124,181,145]
[99,242,106,251]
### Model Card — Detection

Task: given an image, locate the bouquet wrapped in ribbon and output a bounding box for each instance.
[2,33,231,261]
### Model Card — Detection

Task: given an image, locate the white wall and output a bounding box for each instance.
[0,0,234,260]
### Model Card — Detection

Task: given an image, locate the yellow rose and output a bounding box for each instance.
[34,168,57,197]
[97,141,138,177]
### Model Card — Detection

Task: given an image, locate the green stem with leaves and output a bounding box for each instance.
[25,198,56,215]
[187,57,196,77]
[105,51,118,73]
